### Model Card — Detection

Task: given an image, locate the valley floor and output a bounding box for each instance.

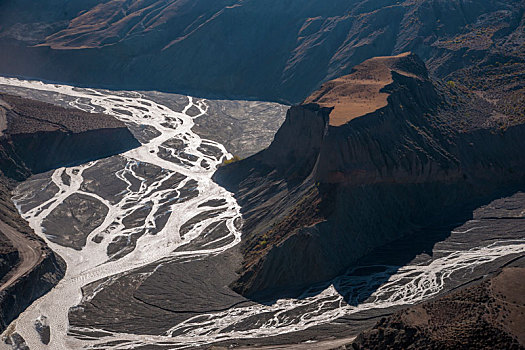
[0,77,523,349]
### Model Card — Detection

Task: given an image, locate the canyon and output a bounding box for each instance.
[215,53,525,301]
[0,0,523,104]
[0,0,523,348]
[0,52,523,348]
[0,51,520,349]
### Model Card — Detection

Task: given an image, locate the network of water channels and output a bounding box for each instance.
[1,77,524,349]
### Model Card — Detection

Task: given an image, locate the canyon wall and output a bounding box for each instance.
[215,53,525,298]
[0,0,522,103]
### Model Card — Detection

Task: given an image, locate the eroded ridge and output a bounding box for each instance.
[1,77,524,350]
[304,52,422,126]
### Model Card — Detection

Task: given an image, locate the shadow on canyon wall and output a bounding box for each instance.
[249,185,525,307]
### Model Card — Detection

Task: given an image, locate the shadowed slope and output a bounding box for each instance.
[214,53,525,299]
[0,0,523,103]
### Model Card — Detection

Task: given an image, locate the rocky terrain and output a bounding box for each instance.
[0,92,139,334]
[0,78,291,349]
[0,1,522,348]
[0,69,522,349]
[0,93,140,178]
[350,266,525,349]
[214,52,525,299]
[0,0,523,104]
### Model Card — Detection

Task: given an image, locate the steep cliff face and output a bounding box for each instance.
[0,93,140,332]
[0,232,65,332]
[214,53,525,298]
[0,93,140,179]
[0,237,17,283]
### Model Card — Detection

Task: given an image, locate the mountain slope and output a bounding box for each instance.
[214,53,525,298]
[350,267,525,349]
[0,0,523,103]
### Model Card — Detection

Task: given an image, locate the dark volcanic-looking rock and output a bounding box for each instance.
[214,53,525,298]
[350,267,525,350]
[0,0,523,104]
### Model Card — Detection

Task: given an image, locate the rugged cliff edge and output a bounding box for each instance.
[0,93,140,332]
[0,93,141,179]
[214,53,525,299]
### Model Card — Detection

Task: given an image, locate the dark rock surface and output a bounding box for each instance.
[214,53,525,299]
[350,266,525,350]
[0,246,17,283]
[0,185,20,282]
[4,331,29,349]
[34,315,50,345]
[0,93,140,178]
[0,0,523,104]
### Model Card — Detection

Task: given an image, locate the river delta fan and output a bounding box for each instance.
[0,91,140,334]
